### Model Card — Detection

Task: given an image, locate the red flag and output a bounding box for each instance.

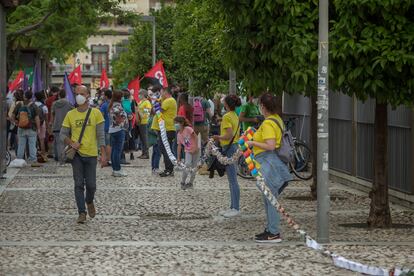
[128,77,140,103]
[100,69,110,89]
[68,65,82,85]
[8,70,24,92]
[144,60,169,88]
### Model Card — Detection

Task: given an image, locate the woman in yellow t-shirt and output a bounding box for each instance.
[213,95,241,218]
[136,89,152,159]
[246,93,293,243]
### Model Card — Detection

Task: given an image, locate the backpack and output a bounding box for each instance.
[193,98,205,123]
[17,103,34,129]
[267,117,294,164]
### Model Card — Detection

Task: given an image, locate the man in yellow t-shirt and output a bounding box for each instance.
[60,85,106,224]
[151,87,177,177]
[136,89,152,159]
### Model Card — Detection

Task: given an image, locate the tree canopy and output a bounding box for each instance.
[330,0,414,107]
[216,0,319,95]
[112,0,228,96]
[6,0,128,76]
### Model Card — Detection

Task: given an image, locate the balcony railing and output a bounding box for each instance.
[51,64,112,76]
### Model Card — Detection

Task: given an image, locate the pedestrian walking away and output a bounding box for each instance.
[50,89,73,162]
[108,90,128,177]
[11,90,42,166]
[60,85,107,224]
[246,93,293,243]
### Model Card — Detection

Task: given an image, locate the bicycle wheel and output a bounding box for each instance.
[237,156,255,179]
[290,141,313,180]
[5,150,11,167]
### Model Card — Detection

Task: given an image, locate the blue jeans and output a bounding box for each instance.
[256,151,293,235]
[224,143,240,211]
[71,154,97,214]
[17,128,37,161]
[110,130,125,171]
[151,143,161,170]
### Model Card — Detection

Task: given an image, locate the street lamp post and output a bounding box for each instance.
[316,0,330,243]
[140,15,156,66]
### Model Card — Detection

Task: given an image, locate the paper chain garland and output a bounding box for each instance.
[153,100,409,275]
[237,128,410,276]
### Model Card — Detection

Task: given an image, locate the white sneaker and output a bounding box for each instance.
[219,209,232,216]
[223,209,240,218]
[112,170,127,177]
[152,169,160,175]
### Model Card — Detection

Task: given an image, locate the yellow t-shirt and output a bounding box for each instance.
[220,111,240,147]
[151,97,177,131]
[62,108,105,157]
[138,100,152,125]
[252,114,284,156]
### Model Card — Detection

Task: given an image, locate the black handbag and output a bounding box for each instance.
[207,124,240,178]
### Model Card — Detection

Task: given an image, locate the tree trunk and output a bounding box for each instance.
[310,93,317,199]
[367,102,392,227]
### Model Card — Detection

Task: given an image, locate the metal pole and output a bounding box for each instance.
[0,4,7,177]
[316,0,330,243]
[152,19,156,66]
[229,69,236,95]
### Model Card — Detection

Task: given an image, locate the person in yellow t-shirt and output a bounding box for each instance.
[213,94,242,218]
[136,89,152,159]
[60,85,106,224]
[245,93,293,243]
[151,87,177,177]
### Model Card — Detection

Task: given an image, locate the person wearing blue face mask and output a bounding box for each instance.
[174,116,200,190]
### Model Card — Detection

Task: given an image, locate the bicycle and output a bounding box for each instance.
[4,149,11,167]
[236,116,313,180]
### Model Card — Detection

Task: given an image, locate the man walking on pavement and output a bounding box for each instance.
[60,85,107,224]
[50,89,73,162]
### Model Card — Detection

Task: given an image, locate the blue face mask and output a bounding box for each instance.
[174,123,181,131]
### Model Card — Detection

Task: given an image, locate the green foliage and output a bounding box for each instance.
[6,0,126,69]
[331,0,414,107]
[112,1,228,97]
[216,0,319,95]
[111,6,177,88]
[172,0,228,97]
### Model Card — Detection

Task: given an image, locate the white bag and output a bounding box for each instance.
[9,159,27,168]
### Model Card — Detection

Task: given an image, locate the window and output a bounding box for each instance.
[91,45,109,73]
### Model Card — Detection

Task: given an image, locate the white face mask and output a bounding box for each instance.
[76,94,87,105]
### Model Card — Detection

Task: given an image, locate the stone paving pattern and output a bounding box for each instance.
[0,157,413,275]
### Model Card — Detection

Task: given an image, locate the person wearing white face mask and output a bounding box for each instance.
[60,85,107,224]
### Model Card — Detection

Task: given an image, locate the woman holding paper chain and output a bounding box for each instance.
[246,93,293,243]
[213,95,241,218]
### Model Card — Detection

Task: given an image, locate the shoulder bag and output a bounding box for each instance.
[62,108,92,163]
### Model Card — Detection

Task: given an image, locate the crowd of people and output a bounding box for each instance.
[6,84,291,243]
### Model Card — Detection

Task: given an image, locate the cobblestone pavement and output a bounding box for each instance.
[0,156,413,275]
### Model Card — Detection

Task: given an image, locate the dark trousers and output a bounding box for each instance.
[157,130,175,172]
[138,124,148,155]
[71,154,97,214]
